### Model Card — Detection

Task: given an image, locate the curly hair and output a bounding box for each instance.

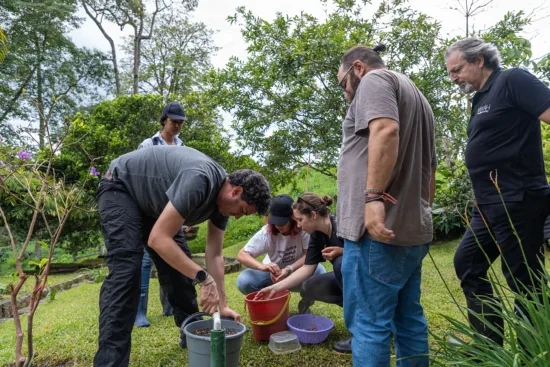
[292,192,333,217]
[228,169,271,215]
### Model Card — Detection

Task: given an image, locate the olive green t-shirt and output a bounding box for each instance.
[336,69,436,246]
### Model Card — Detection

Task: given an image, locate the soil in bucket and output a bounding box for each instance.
[184,318,247,367]
[245,290,290,342]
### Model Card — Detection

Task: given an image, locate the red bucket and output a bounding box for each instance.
[244,290,291,341]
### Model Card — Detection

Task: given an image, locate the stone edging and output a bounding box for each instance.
[0,273,92,320]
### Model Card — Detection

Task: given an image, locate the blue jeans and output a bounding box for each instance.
[236,264,326,295]
[342,238,430,367]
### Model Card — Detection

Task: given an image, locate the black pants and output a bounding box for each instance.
[93,178,199,367]
[301,255,344,306]
[455,189,549,302]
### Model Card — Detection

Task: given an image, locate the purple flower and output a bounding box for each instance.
[90,167,100,177]
[17,151,31,161]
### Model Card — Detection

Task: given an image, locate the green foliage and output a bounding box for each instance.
[90,266,108,284]
[0,25,6,62]
[0,283,8,296]
[432,260,550,366]
[0,0,112,145]
[432,162,474,240]
[189,215,266,254]
[541,124,550,182]
[47,286,58,302]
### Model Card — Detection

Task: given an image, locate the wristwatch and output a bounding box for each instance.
[192,269,209,286]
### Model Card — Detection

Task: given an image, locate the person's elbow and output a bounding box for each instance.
[236,249,247,263]
[148,232,167,251]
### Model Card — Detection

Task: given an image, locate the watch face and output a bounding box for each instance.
[196,270,207,282]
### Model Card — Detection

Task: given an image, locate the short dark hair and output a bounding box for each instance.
[341,44,387,69]
[228,169,271,215]
[160,115,168,127]
[292,193,333,217]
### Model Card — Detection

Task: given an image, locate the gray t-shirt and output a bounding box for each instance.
[337,69,436,246]
[108,146,229,230]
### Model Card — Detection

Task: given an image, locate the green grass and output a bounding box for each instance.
[0,273,86,302]
[0,240,467,367]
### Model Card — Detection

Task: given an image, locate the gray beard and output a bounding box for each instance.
[459,83,474,94]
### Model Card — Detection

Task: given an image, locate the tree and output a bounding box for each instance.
[81,0,199,95]
[122,12,218,98]
[208,0,443,188]
[0,107,97,367]
[0,0,112,147]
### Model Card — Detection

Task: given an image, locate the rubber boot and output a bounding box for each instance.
[466,297,504,346]
[135,254,152,327]
[135,292,150,327]
[160,286,173,316]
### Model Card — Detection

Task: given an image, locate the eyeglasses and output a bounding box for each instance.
[297,196,318,210]
[448,61,467,79]
[338,64,354,91]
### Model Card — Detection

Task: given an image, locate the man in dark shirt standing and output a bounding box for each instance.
[93,146,271,367]
[446,38,550,345]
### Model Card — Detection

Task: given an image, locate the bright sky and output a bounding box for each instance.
[71,0,550,68]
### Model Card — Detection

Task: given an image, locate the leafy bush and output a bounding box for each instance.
[431,269,550,366]
[432,162,474,240]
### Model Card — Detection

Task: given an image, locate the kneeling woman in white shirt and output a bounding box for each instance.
[236,194,326,313]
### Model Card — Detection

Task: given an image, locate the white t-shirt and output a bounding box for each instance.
[243,225,310,267]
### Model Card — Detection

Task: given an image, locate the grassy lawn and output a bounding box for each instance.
[0,240,509,366]
[0,273,88,302]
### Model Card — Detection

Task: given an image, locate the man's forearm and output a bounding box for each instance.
[366,119,399,190]
[206,253,227,307]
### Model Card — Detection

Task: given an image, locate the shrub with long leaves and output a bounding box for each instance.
[430,171,550,366]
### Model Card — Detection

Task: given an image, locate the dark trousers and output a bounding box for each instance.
[455,190,549,303]
[93,179,198,367]
[301,255,344,306]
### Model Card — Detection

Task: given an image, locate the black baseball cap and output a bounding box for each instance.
[162,102,187,121]
[268,194,294,226]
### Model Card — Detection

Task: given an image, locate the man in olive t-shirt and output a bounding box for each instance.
[336,45,436,366]
[93,146,271,367]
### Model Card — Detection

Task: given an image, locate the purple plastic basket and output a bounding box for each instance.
[286,314,334,344]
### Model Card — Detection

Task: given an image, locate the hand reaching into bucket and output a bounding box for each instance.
[220,305,241,322]
[253,284,279,301]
